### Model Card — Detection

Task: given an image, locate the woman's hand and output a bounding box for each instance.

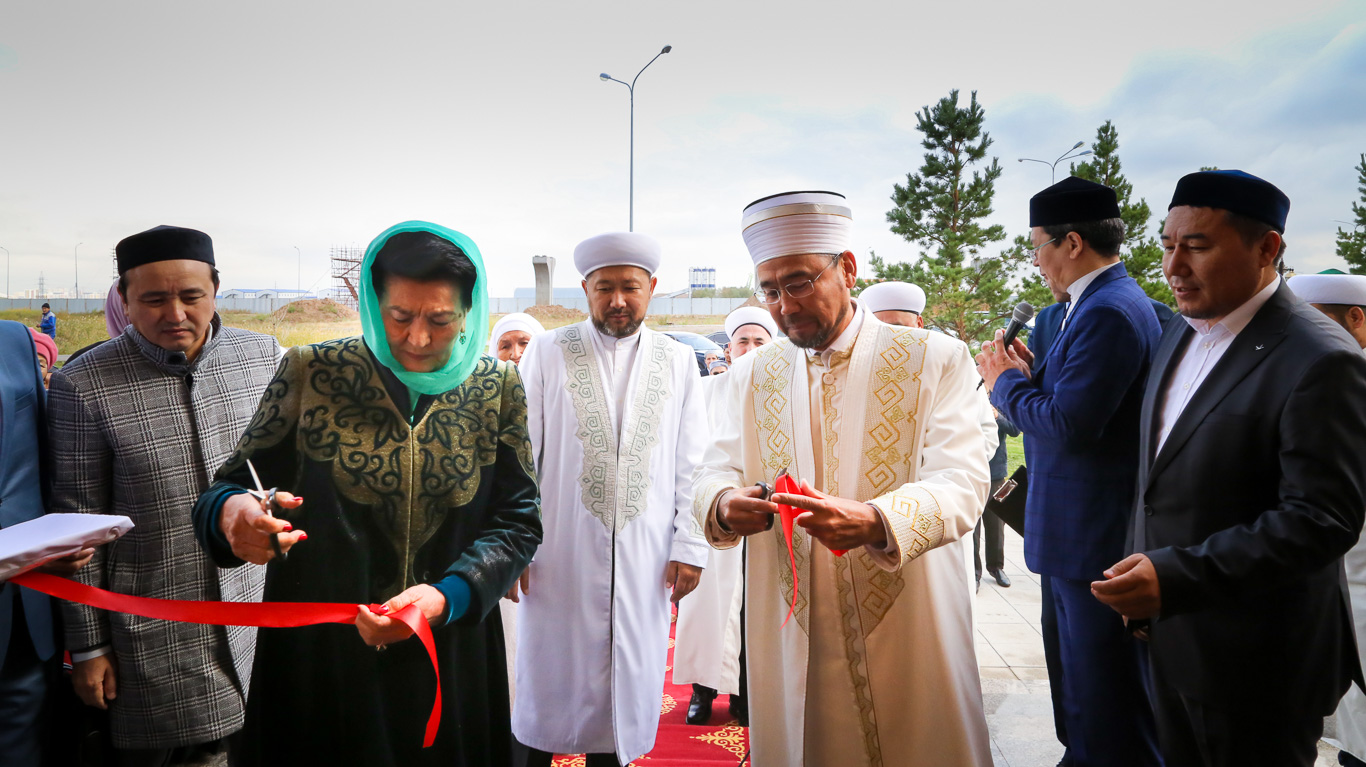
[219,491,306,565]
[355,584,447,647]
[505,567,530,602]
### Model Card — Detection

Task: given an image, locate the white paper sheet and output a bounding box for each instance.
[0,513,133,582]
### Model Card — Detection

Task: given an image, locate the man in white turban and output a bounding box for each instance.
[673,304,778,726]
[858,280,927,328]
[512,232,709,767]
[1289,271,1366,767]
[693,191,992,766]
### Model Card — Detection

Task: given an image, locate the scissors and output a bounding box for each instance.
[245,459,287,563]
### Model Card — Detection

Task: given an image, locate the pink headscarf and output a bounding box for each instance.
[29,327,57,369]
[105,279,130,339]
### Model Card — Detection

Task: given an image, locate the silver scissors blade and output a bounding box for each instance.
[245,459,287,562]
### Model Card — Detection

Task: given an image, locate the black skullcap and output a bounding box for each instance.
[116,225,215,275]
[1029,177,1122,227]
[1168,170,1290,233]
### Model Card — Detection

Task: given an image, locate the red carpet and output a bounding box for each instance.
[551,609,750,766]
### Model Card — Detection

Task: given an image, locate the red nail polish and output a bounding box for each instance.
[298,533,308,541]
[283,524,293,532]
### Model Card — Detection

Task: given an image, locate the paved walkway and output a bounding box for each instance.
[977,528,1340,766]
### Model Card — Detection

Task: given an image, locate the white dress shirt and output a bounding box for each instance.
[589,323,643,440]
[1155,278,1281,452]
[1060,259,1124,331]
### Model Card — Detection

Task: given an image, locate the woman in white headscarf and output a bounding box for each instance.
[488,313,545,366]
[487,311,545,711]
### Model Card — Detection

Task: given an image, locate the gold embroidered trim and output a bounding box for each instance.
[750,342,809,633]
[613,332,673,530]
[834,552,884,767]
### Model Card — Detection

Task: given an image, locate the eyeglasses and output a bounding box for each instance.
[753,254,842,305]
[1029,238,1058,259]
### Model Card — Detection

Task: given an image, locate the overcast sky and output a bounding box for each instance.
[1,0,1363,299]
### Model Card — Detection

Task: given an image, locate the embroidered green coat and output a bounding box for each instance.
[193,336,541,767]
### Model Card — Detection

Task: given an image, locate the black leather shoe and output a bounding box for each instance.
[729,692,749,727]
[687,685,717,725]
[989,567,1011,588]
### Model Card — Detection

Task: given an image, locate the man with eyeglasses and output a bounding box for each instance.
[977,177,1163,766]
[693,191,993,765]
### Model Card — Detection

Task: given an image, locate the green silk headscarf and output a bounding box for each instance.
[359,220,490,396]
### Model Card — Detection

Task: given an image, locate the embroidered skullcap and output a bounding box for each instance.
[573,232,662,277]
[116,225,215,275]
[1288,272,1366,307]
[859,281,927,314]
[1168,170,1290,233]
[724,305,778,341]
[487,312,546,355]
[741,191,852,265]
[29,327,57,368]
[1029,177,1122,227]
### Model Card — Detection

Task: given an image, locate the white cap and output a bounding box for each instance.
[487,312,546,355]
[1288,273,1366,307]
[724,305,779,342]
[859,281,926,314]
[573,232,662,277]
[741,190,852,265]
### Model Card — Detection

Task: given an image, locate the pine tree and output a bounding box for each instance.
[1070,121,1172,305]
[1338,154,1366,275]
[878,90,1023,343]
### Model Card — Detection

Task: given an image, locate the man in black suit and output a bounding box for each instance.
[1092,170,1366,766]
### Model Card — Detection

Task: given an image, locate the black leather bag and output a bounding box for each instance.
[985,465,1028,536]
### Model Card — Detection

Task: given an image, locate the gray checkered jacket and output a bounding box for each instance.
[49,318,278,749]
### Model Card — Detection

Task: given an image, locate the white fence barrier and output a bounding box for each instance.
[5,296,751,317]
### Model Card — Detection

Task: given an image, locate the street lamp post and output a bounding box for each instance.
[1018,141,1093,184]
[74,242,83,299]
[600,45,673,232]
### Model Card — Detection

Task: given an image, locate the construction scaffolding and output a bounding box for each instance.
[330,246,364,308]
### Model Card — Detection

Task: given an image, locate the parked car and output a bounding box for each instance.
[662,331,723,376]
[705,330,729,349]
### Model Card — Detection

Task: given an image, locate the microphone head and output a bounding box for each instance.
[1012,301,1036,324]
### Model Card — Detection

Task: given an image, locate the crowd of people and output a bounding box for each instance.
[2,167,1365,767]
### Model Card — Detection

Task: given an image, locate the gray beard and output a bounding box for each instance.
[592,315,644,339]
[786,302,849,350]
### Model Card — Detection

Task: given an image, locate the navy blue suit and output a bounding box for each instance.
[1028,301,1067,360]
[0,320,57,767]
[992,264,1163,766]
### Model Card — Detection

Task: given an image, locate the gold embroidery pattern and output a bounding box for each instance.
[750,342,809,633]
[691,726,749,757]
[834,552,884,767]
[222,337,514,598]
[613,332,673,530]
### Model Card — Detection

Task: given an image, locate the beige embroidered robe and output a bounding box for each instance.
[693,314,993,766]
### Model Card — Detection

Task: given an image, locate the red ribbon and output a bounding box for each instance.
[11,571,442,748]
[773,474,846,628]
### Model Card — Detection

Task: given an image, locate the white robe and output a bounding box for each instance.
[513,321,710,764]
[1336,350,1366,760]
[693,311,992,767]
[673,374,746,695]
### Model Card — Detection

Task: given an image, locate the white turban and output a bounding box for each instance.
[724,305,779,342]
[741,190,852,265]
[1288,273,1366,307]
[573,232,662,277]
[487,312,546,355]
[859,281,926,314]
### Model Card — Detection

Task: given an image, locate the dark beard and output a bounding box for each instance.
[785,301,849,350]
[592,314,644,338]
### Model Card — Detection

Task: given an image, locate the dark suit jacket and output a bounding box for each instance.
[993,263,1162,580]
[0,320,56,669]
[1132,282,1366,714]
[1028,301,1067,360]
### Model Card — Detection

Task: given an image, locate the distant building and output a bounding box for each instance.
[219,288,317,301]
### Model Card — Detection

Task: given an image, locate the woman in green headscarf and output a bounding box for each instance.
[192,221,542,766]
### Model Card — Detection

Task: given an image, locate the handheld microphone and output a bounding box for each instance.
[978,301,1036,389]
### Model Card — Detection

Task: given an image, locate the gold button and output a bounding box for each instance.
[822,372,836,386]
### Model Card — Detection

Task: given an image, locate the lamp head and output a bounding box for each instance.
[600,73,611,81]
[1071,140,1085,150]
[1076,150,1093,157]
[661,45,672,53]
